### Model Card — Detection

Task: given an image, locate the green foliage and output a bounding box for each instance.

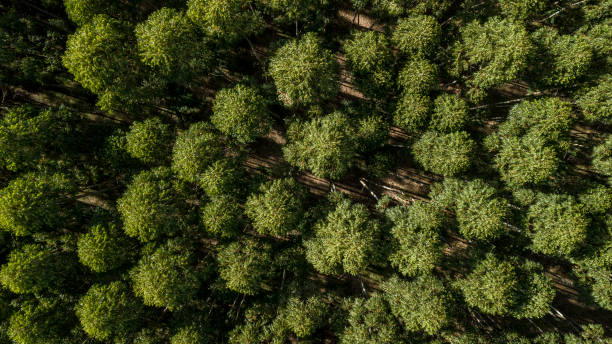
[430,94,469,132]
[125,117,174,165]
[412,131,475,176]
[577,75,612,124]
[355,115,389,151]
[593,135,612,177]
[304,197,380,275]
[393,92,431,131]
[0,172,74,236]
[263,0,330,25]
[340,294,401,344]
[397,58,438,95]
[281,296,327,338]
[498,0,547,22]
[245,178,305,236]
[452,17,533,100]
[117,167,184,242]
[382,275,451,335]
[187,0,264,42]
[131,240,202,310]
[75,281,143,341]
[199,158,245,198]
[201,195,243,238]
[343,30,393,97]
[455,179,510,241]
[392,15,441,57]
[63,14,142,111]
[284,111,357,179]
[526,194,589,256]
[77,223,133,272]
[136,7,211,82]
[269,32,338,108]
[0,244,75,295]
[172,122,223,183]
[212,84,271,143]
[170,324,210,344]
[511,261,555,319]
[63,0,113,25]
[217,239,272,295]
[7,298,76,344]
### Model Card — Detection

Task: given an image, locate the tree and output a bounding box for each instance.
[280,296,327,338]
[430,93,469,132]
[340,294,401,344]
[511,261,555,319]
[186,0,264,42]
[382,275,451,335]
[135,7,210,80]
[199,158,246,198]
[262,0,331,27]
[283,112,357,179]
[63,0,117,25]
[77,223,134,272]
[592,135,612,178]
[201,195,243,238]
[217,239,272,295]
[526,194,589,256]
[393,92,431,131]
[245,178,305,236]
[412,131,475,176]
[304,197,380,275]
[170,324,211,344]
[457,254,518,315]
[355,115,389,152]
[130,240,202,310]
[0,244,75,295]
[343,30,393,98]
[452,17,533,100]
[397,58,438,95]
[63,14,142,111]
[75,281,143,341]
[577,75,611,124]
[117,167,185,242]
[392,15,441,57]
[269,32,338,108]
[497,0,547,22]
[171,122,223,183]
[211,84,271,143]
[7,298,76,344]
[0,172,75,236]
[125,117,174,165]
[454,179,510,241]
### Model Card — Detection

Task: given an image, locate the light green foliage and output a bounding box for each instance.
[64,0,113,25]
[392,15,441,57]
[457,254,518,315]
[579,185,612,214]
[531,27,593,87]
[343,30,393,97]
[199,159,245,198]
[498,0,547,22]
[356,115,389,151]
[269,33,338,108]
[388,201,444,277]
[75,282,143,341]
[170,325,209,344]
[430,94,469,132]
[0,172,74,236]
[526,194,589,256]
[8,298,75,344]
[397,58,438,95]
[412,131,475,176]
[281,296,327,338]
[201,195,243,238]
[493,135,559,187]
[77,223,132,272]
[382,275,451,335]
[455,179,510,241]
[63,15,141,111]
[284,111,357,179]
[131,241,201,310]
[117,167,184,242]
[577,75,612,124]
[511,261,555,319]
[245,178,305,236]
[172,122,223,183]
[125,117,174,165]
[564,324,611,344]
[304,198,380,275]
[0,244,74,295]
[453,17,533,100]
[187,0,264,42]
[593,135,612,177]
[212,84,271,143]
[371,0,406,17]
[340,294,401,344]
[217,239,272,295]
[136,8,208,75]
[591,268,612,311]
[0,106,74,172]
[393,92,431,131]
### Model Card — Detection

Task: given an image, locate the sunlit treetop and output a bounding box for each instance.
[125,117,174,166]
[172,122,224,183]
[392,14,441,57]
[187,0,264,42]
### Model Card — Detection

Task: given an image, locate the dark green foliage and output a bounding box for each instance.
[412,131,475,176]
[269,33,338,108]
[187,0,264,42]
[340,294,401,344]
[7,298,76,344]
[343,30,393,97]
[511,261,555,319]
[217,239,272,295]
[201,195,243,238]
[498,0,547,21]
[284,112,357,179]
[593,135,612,178]
[355,115,389,151]
[393,92,431,131]
[125,117,174,165]
[212,84,271,143]
[75,281,143,341]
[245,178,305,236]
[172,122,223,183]
[117,167,185,242]
[130,240,202,310]
[63,0,115,25]
[392,15,441,57]
[305,197,380,275]
[577,75,612,124]
[430,94,469,132]
[77,223,133,272]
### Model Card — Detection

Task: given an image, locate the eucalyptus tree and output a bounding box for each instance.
[77,223,134,273]
[343,30,393,98]
[217,239,273,295]
[172,122,223,183]
[125,117,174,165]
[340,294,402,344]
[392,14,441,57]
[412,131,475,176]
